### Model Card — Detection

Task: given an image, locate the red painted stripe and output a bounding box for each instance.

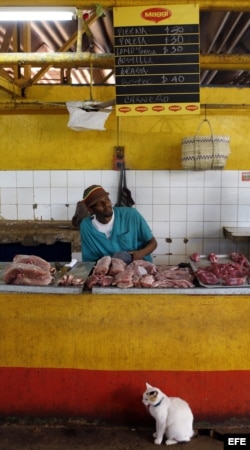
[0,368,249,422]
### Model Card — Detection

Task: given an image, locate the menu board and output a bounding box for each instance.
[113,4,200,116]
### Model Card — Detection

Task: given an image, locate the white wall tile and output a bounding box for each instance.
[1,188,17,204]
[67,170,84,188]
[170,187,187,204]
[156,237,170,255]
[1,204,17,219]
[135,187,152,204]
[170,170,187,187]
[219,238,237,254]
[51,204,68,220]
[204,204,221,221]
[34,187,51,204]
[238,187,250,204]
[221,187,238,204]
[153,204,169,221]
[51,170,67,187]
[136,204,153,222]
[51,187,68,204]
[68,204,78,221]
[152,221,169,238]
[1,169,250,261]
[136,170,152,187]
[238,205,250,222]
[222,170,238,187]
[35,204,51,220]
[109,187,119,206]
[170,221,187,238]
[170,238,188,254]
[169,254,186,265]
[34,171,50,187]
[68,188,83,203]
[84,170,102,187]
[153,187,170,204]
[153,254,170,265]
[0,171,16,188]
[187,187,204,204]
[204,170,222,187]
[187,170,205,186]
[125,170,136,188]
[17,171,33,187]
[101,170,120,188]
[220,204,238,221]
[18,205,34,220]
[187,204,204,221]
[153,170,170,187]
[17,188,33,204]
[203,221,221,238]
[204,188,221,205]
[170,204,187,221]
[203,239,220,254]
[187,221,204,238]
[187,239,204,255]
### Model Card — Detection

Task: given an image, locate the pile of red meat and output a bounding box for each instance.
[3,254,53,286]
[86,256,195,289]
[190,252,250,286]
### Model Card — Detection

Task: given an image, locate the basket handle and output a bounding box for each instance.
[194,118,215,170]
[195,118,214,136]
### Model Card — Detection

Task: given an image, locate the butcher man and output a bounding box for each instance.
[80,185,157,263]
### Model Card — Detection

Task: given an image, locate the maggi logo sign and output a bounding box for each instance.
[141,7,172,24]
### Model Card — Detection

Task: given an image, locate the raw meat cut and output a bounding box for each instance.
[208,253,218,264]
[109,258,126,276]
[4,262,53,286]
[13,254,51,271]
[190,253,200,262]
[100,276,114,286]
[93,256,111,275]
[230,252,250,267]
[140,274,155,288]
[191,253,250,286]
[58,274,85,286]
[87,257,195,289]
[222,277,246,286]
[86,274,101,288]
[112,269,134,288]
[155,266,193,282]
[196,269,220,285]
[130,260,157,274]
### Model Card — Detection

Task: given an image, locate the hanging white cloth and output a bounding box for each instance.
[66,101,111,131]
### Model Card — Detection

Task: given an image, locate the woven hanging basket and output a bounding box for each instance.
[181,119,230,171]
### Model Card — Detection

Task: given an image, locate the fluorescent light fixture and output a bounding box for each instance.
[0,7,77,21]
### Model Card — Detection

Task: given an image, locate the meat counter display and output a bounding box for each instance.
[86,256,195,289]
[1,252,250,296]
[0,255,94,294]
[189,252,250,288]
[89,254,250,295]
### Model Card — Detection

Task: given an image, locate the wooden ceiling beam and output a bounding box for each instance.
[0,53,249,71]
[0,1,250,12]
[0,75,22,96]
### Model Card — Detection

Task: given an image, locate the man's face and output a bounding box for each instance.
[90,195,113,222]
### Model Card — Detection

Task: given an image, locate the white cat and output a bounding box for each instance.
[142,382,194,446]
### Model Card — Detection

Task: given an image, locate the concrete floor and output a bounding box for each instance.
[2,420,249,450]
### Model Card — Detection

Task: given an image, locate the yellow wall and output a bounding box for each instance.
[0,86,249,170]
[1,292,250,371]
[0,292,250,421]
